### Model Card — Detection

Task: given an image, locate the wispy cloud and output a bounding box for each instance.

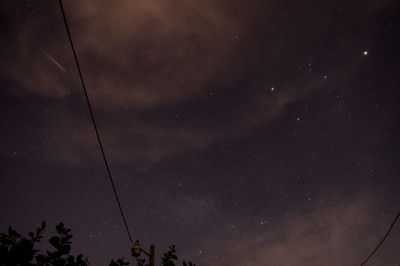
[201,197,400,266]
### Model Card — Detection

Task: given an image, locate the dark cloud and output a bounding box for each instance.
[2,0,396,162]
[3,0,239,107]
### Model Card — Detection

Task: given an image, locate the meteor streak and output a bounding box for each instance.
[41,49,66,72]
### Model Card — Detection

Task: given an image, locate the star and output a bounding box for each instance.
[2,2,398,265]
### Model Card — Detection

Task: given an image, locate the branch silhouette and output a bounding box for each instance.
[0,222,195,266]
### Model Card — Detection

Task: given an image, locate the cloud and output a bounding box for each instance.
[202,197,400,266]
[3,0,239,109]
[2,0,394,163]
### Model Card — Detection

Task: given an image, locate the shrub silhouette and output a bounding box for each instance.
[0,221,195,266]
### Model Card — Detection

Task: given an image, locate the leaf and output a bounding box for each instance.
[49,236,60,248]
[59,244,71,255]
[56,223,65,235]
[63,234,73,242]
[37,221,46,234]
[8,226,21,238]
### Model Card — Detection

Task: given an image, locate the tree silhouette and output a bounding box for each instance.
[0,221,194,266]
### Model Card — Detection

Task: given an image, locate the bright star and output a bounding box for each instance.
[363,50,368,56]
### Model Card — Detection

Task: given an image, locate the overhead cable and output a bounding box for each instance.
[58,0,134,245]
[360,209,400,265]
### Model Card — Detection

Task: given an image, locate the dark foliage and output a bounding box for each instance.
[0,222,194,266]
[0,221,87,266]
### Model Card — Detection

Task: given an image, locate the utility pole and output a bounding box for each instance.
[132,241,155,266]
[149,244,155,266]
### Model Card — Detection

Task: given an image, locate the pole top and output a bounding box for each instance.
[131,240,141,257]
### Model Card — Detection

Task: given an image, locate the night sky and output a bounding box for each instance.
[1,0,400,265]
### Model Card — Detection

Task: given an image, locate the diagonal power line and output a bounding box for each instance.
[58,0,134,245]
[58,0,400,261]
[360,209,400,265]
